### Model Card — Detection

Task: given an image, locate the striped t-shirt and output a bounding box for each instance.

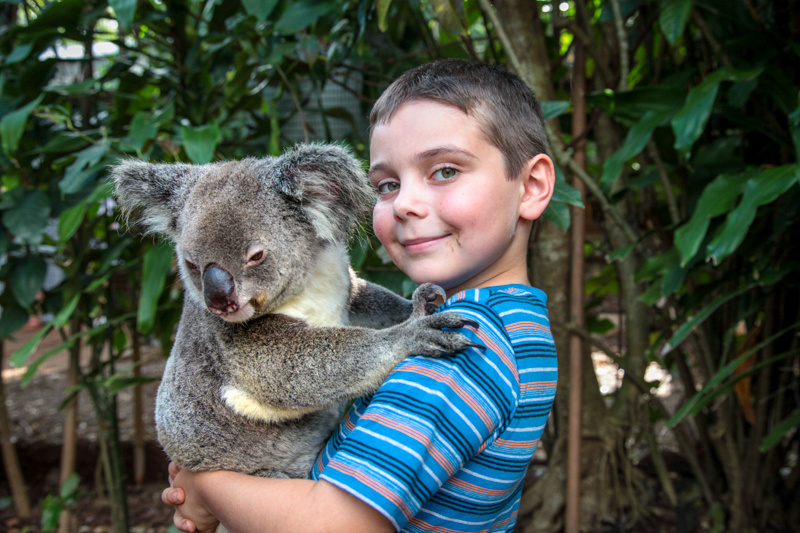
[311,284,557,532]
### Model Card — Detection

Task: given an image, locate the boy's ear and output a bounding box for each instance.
[518,154,555,222]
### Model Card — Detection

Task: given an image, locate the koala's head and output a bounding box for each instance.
[112,143,373,322]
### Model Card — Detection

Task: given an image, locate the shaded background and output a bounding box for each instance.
[0,0,798,532]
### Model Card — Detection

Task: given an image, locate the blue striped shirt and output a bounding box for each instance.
[311,284,557,532]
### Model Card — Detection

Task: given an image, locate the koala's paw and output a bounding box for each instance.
[411,283,447,317]
[402,312,484,358]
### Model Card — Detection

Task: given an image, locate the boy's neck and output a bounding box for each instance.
[444,267,530,298]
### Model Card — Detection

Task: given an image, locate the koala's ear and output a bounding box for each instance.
[111,159,202,240]
[272,143,374,242]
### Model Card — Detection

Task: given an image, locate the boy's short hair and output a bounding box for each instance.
[369,59,549,180]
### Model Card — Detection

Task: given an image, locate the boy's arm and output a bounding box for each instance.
[165,465,394,533]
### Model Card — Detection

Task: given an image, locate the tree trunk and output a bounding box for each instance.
[0,342,31,518]
[487,2,611,531]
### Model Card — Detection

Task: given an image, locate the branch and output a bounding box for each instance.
[553,18,614,84]
[647,140,681,225]
[609,0,630,91]
[275,65,309,144]
[692,9,733,67]
[326,75,374,105]
[476,0,523,76]
[546,124,639,245]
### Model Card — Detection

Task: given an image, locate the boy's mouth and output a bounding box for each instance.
[401,235,448,252]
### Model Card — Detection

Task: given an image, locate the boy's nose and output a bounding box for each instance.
[392,181,429,220]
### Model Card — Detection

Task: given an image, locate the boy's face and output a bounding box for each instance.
[369,100,540,295]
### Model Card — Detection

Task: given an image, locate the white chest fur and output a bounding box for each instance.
[272,244,351,327]
[221,244,351,422]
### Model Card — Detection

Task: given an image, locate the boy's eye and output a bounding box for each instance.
[377,181,400,195]
[432,168,457,181]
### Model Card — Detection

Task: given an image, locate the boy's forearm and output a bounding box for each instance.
[194,471,394,533]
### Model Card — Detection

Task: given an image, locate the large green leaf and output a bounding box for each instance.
[4,43,34,65]
[761,411,800,451]
[181,124,221,164]
[58,201,88,243]
[671,67,763,156]
[123,111,160,152]
[109,0,137,33]
[0,94,44,157]
[242,0,279,23]
[59,143,109,194]
[0,304,29,339]
[659,0,692,45]
[600,108,674,189]
[274,0,338,34]
[674,171,752,264]
[2,189,51,244]
[377,0,392,32]
[542,200,571,231]
[540,101,571,121]
[137,243,174,334]
[10,254,47,309]
[706,164,800,264]
[9,326,49,368]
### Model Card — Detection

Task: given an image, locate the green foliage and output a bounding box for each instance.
[41,473,80,532]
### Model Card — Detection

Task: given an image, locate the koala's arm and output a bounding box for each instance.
[347,268,413,328]
[221,310,473,413]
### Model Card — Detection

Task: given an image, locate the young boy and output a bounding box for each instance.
[162,59,558,533]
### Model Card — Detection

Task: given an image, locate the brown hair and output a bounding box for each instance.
[369,59,549,179]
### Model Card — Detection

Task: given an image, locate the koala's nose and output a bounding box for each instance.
[202,265,239,315]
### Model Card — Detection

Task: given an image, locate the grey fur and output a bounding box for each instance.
[112,143,473,479]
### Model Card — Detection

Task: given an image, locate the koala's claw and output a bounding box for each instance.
[465,340,486,350]
[460,318,480,329]
[412,283,447,317]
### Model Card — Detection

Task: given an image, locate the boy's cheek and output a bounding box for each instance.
[372,207,394,246]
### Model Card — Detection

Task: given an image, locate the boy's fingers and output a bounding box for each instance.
[174,515,197,533]
[162,487,185,506]
[168,461,182,482]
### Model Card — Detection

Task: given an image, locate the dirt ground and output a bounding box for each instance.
[0,323,174,533]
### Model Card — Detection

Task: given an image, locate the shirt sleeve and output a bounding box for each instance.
[318,301,521,530]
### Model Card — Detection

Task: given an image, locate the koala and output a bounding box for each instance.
[112,143,476,479]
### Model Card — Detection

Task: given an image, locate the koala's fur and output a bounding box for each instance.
[112,144,473,479]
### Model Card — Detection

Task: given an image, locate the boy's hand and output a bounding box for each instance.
[162,462,220,533]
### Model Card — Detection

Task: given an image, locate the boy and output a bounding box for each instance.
[162,59,558,533]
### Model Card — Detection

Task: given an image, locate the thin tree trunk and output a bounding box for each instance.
[131,325,146,485]
[59,317,81,533]
[0,342,31,518]
[566,36,587,533]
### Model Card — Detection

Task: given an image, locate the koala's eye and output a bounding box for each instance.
[247,250,265,266]
[185,260,200,273]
